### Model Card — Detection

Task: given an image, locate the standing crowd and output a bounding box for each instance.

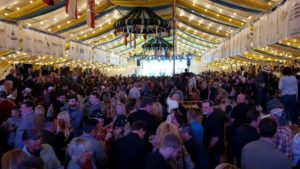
[0,66,299,169]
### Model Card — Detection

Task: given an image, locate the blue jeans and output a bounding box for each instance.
[282,95,298,124]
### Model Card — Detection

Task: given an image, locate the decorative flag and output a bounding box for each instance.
[87,0,95,28]
[258,15,268,47]
[288,0,300,38]
[43,0,54,5]
[267,11,278,45]
[66,0,78,19]
[278,1,288,41]
[0,23,5,50]
[5,24,19,52]
[252,21,260,49]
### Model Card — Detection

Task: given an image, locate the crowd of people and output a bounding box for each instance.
[0,65,299,169]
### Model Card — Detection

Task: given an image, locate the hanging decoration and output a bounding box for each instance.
[142,37,173,51]
[87,0,95,28]
[66,0,78,19]
[142,36,174,58]
[43,0,55,5]
[114,7,171,46]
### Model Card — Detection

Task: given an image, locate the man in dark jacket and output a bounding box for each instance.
[128,97,157,136]
[180,124,209,169]
[233,110,260,167]
[112,121,148,169]
[143,133,182,169]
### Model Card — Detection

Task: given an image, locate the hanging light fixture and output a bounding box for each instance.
[114,7,171,47]
[142,36,173,58]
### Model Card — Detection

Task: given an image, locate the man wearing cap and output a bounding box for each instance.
[112,121,148,169]
[128,97,157,136]
[81,119,107,169]
[15,100,36,148]
[61,94,83,137]
[22,128,64,169]
[114,115,131,139]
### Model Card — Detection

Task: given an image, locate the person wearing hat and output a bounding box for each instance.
[22,128,63,169]
[255,65,271,108]
[114,115,131,140]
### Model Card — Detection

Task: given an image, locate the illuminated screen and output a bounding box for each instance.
[141,59,187,76]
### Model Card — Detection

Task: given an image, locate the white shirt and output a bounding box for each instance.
[128,86,140,100]
[279,76,298,96]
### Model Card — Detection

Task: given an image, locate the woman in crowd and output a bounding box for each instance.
[55,111,74,164]
[67,137,96,169]
[1,149,28,169]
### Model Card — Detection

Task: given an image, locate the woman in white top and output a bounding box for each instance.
[278,67,298,125]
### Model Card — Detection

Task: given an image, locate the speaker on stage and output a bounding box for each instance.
[137,59,141,66]
[187,58,191,66]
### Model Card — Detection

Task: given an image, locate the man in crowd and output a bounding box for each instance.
[128,97,157,136]
[40,117,57,149]
[88,91,102,117]
[233,110,260,167]
[241,118,291,169]
[128,82,140,100]
[143,133,182,169]
[112,121,148,169]
[22,128,63,169]
[61,94,83,137]
[180,124,209,169]
[202,100,225,169]
[187,110,203,144]
[15,100,36,148]
[47,91,65,118]
[81,119,107,169]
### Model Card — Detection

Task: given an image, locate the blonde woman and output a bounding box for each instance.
[154,122,181,149]
[67,137,96,169]
[55,111,74,164]
[153,122,195,169]
[151,102,163,124]
[34,105,45,132]
[115,103,127,116]
[1,149,28,169]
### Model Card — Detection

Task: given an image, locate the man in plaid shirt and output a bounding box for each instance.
[270,108,293,158]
